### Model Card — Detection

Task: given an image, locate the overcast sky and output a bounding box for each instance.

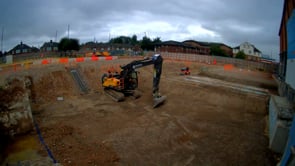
[0,0,283,59]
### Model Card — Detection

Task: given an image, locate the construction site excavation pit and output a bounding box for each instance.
[0,58,278,166]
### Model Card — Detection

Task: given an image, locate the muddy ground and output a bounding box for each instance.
[1,58,278,165]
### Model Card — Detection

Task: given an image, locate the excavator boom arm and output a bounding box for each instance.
[120,54,163,96]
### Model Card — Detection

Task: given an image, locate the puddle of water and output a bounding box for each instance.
[2,134,43,164]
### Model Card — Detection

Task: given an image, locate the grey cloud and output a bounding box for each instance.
[0,0,284,58]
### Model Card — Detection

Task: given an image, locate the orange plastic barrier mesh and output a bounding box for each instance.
[224,64,233,70]
[59,58,69,63]
[91,56,99,61]
[105,56,113,60]
[75,57,84,62]
[42,59,49,64]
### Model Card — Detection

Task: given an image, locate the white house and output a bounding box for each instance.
[233,42,262,60]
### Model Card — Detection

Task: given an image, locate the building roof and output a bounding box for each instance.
[31,46,40,52]
[41,40,58,48]
[82,41,97,48]
[233,42,261,53]
[8,42,40,54]
[210,42,232,49]
[183,40,232,49]
[253,46,261,53]
[155,40,182,46]
[155,40,195,48]
[9,42,31,52]
[183,40,210,47]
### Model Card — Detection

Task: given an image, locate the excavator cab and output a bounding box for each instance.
[126,70,138,90]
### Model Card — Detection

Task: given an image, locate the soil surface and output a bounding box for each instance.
[1,58,278,166]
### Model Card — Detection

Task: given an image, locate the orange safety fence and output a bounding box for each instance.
[105,56,113,60]
[91,56,99,61]
[224,64,234,70]
[59,58,69,63]
[75,57,84,62]
[41,59,50,64]
[0,56,120,75]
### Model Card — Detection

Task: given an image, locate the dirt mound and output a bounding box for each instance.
[33,70,77,103]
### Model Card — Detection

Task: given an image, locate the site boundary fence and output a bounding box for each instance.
[160,52,278,72]
[0,56,118,75]
[0,52,278,75]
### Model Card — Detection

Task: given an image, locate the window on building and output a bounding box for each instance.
[16,50,20,54]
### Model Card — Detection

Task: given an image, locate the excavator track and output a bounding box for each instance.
[104,89,125,102]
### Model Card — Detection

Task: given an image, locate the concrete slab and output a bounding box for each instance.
[269,95,294,153]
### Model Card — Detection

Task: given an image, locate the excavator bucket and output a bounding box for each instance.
[153,95,167,108]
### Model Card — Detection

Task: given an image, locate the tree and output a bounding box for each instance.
[58,38,80,52]
[140,36,153,51]
[152,37,161,44]
[109,36,132,44]
[131,35,138,45]
[108,35,161,51]
[139,36,162,51]
[235,51,246,59]
[210,44,228,57]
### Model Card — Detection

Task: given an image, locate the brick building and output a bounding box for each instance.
[182,40,210,55]
[80,42,142,56]
[154,40,198,54]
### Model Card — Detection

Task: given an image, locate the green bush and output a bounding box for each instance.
[235,51,246,59]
